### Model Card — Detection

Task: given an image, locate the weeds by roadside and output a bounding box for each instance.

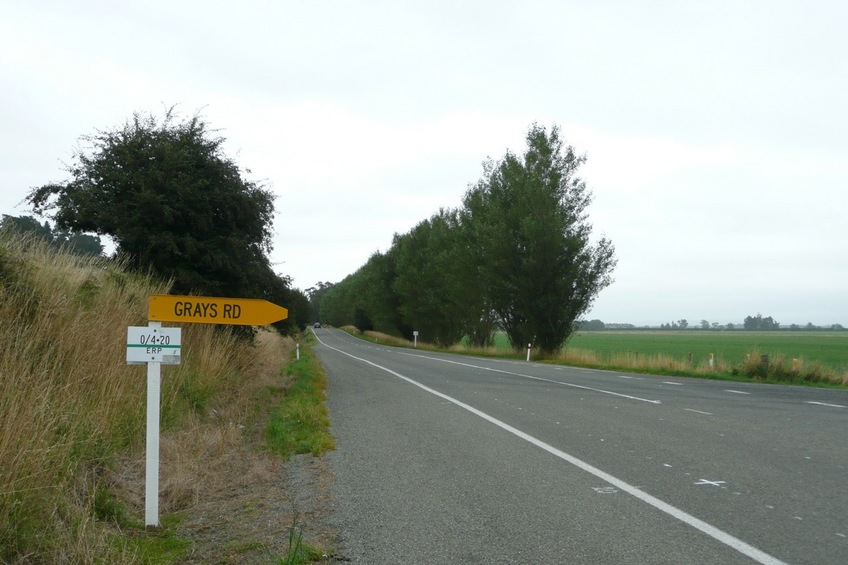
[279,514,325,565]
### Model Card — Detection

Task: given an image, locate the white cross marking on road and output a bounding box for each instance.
[695,479,726,486]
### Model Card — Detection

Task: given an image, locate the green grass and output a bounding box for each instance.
[265,344,335,458]
[563,331,848,373]
[120,514,191,564]
[278,517,325,564]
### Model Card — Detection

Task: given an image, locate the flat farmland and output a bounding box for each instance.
[564,330,848,373]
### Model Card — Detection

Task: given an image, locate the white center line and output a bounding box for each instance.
[402,352,662,404]
[663,381,684,386]
[315,334,785,565]
[724,390,751,395]
[684,408,714,415]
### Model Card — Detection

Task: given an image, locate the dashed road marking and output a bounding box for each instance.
[593,486,618,494]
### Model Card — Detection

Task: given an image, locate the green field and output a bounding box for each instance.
[493,331,848,373]
[569,331,847,372]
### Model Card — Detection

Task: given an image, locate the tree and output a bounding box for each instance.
[320,251,406,335]
[306,281,335,323]
[54,229,104,256]
[0,215,53,242]
[356,249,406,335]
[0,215,103,256]
[393,210,467,346]
[319,275,356,328]
[743,313,780,330]
[462,124,616,354]
[282,286,311,332]
[26,109,277,299]
[580,319,606,331]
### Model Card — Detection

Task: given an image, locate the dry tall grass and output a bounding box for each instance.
[0,233,292,563]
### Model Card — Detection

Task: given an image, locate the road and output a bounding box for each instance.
[312,328,848,564]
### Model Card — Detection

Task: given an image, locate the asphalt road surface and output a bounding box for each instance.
[313,327,847,564]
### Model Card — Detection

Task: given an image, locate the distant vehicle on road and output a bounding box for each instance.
[313,322,321,328]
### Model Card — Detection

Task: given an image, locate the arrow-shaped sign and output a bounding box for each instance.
[148,294,288,326]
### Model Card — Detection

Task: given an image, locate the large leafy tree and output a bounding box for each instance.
[26,109,276,298]
[462,124,616,354]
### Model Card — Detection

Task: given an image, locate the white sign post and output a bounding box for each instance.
[413,330,419,348]
[127,322,181,528]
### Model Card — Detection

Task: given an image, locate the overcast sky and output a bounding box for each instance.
[2,1,845,326]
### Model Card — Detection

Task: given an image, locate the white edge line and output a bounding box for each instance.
[684,408,714,416]
[314,332,786,565]
[806,401,846,408]
[724,390,751,395]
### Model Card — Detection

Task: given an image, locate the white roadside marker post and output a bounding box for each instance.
[145,323,162,528]
[527,343,532,362]
[127,321,182,529]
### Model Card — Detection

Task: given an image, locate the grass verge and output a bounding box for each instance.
[266,336,335,458]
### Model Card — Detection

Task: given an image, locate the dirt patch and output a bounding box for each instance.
[175,444,340,563]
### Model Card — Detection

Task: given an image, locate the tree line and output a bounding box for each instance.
[22,109,310,334]
[316,124,617,355]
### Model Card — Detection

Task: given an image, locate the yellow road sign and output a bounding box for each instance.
[148,294,288,326]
